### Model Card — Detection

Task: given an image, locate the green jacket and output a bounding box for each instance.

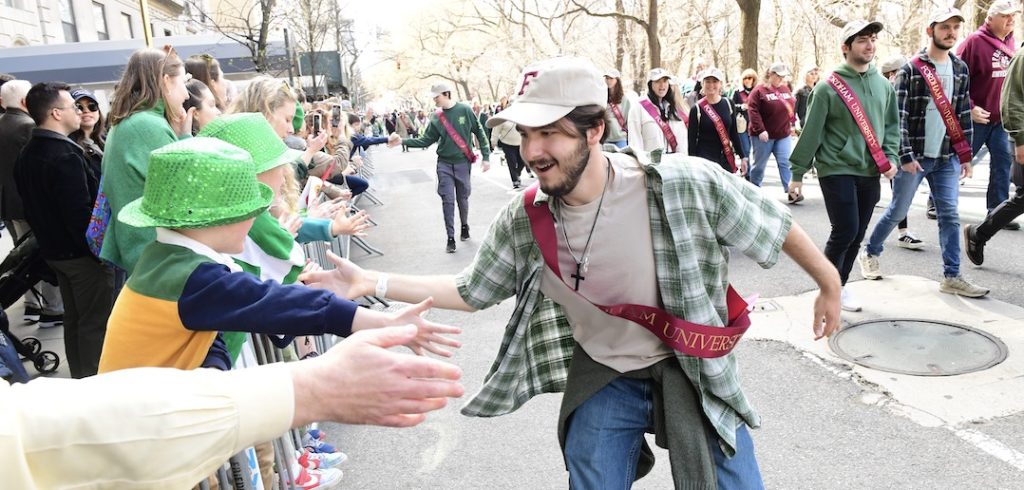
[403,103,490,163]
[1001,51,1024,146]
[790,63,900,182]
[100,101,185,274]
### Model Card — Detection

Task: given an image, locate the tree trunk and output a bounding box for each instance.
[736,0,760,72]
[974,0,993,30]
[614,0,626,72]
[647,0,661,68]
[256,0,276,72]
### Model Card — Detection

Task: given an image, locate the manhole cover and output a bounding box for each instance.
[829,318,1008,376]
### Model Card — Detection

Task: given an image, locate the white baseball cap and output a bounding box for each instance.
[486,57,606,129]
[930,7,965,24]
[647,68,672,82]
[700,67,725,82]
[429,82,453,98]
[768,62,791,78]
[841,20,884,45]
[988,0,1017,16]
[604,69,621,78]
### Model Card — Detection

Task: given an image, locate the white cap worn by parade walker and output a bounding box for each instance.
[486,57,606,129]
[699,67,725,82]
[647,67,672,82]
[988,0,1017,17]
[767,62,791,78]
[429,82,453,98]
[930,7,965,25]
[604,68,621,79]
[840,20,884,45]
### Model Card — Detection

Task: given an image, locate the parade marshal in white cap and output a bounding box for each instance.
[302,56,842,489]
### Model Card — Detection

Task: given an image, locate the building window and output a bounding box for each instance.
[164,28,172,37]
[121,12,133,38]
[93,2,108,40]
[58,0,79,42]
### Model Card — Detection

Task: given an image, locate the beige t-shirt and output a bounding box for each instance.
[540,152,673,373]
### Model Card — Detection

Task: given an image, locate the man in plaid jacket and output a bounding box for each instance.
[302,57,841,488]
[860,7,989,298]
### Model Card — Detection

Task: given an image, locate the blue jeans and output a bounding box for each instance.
[749,136,792,192]
[866,157,962,277]
[971,122,1013,211]
[565,377,764,489]
[738,132,752,160]
[610,139,628,149]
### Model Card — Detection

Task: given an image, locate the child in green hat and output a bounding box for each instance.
[98,137,459,374]
[197,112,376,362]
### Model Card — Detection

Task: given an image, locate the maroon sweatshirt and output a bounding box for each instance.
[747,84,796,139]
[956,23,1015,123]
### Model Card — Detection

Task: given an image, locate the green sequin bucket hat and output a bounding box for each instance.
[119,137,274,229]
[198,112,303,173]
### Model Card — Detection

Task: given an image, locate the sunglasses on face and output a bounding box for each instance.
[76,102,99,113]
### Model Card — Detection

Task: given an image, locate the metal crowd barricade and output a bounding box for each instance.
[211,144,397,489]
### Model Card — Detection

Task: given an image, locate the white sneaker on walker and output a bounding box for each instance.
[840,287,862,312]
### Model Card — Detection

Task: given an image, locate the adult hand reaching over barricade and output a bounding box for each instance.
[330,207,371,237]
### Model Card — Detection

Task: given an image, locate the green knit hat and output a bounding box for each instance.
[119,137,274,229]
[292,102,305,133]
[198,112,303,173]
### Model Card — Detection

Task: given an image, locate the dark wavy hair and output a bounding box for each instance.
[607,77,624,105]
[550,104,608,144]
[646,80,680,122]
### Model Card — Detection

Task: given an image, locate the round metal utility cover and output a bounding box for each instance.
[829,318,1008,376]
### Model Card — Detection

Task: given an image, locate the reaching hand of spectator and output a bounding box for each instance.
[298,251,369,299]
[385,298,462,357]
[387,133,402,147]
[331,208,371,237]
[307,197,346,219]
[351,155,364,169]
[277,212,302,238]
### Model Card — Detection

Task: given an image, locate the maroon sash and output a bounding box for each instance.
[436,109,477,163]
[522,185,754,358]
[910,57,973,164]
[639,99,679,152]
[826,73,893,173]
[610,103,627,134]
[698,98,737,172]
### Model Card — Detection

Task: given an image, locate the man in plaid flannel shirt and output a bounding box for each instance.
[860,7,990,299]
[302,57,841,488]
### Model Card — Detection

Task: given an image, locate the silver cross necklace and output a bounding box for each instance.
[556,159,612,291]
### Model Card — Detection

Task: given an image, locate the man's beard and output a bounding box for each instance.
[932,32,956,51]
[849,51,875,66]
[532,139,590,197]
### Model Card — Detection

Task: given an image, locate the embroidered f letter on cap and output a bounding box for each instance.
[487,57,606,129]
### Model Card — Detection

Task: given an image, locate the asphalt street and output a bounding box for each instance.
[321,146,1024,489]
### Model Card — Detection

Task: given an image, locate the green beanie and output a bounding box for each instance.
[292,102,305,133]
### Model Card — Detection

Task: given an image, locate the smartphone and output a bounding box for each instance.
[313,114,322,136]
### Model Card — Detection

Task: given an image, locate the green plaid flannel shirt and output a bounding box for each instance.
[455,152,793,454]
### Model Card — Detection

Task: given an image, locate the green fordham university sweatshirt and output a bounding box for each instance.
[790,63,900,182]
[402,102,491,163]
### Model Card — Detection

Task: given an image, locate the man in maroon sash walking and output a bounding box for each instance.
[303,56,841,488]
[789,20,900,312]
[393,82,491,253]
[859,7,989,298]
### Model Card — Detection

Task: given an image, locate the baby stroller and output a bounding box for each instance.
[0,231,60,378]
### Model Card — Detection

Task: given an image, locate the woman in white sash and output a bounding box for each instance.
[627,68,687,158]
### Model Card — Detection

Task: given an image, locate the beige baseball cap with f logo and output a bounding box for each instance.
[487,56,607,129]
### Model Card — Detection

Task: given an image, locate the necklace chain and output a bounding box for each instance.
[556,160,612,275]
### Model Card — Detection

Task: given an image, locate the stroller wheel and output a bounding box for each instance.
[34,351,59,374]
[22,337,42,355]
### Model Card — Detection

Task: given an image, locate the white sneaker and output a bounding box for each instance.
[858,252,882,280]
[290,465,343,489]
[939,276,990,298]
[840,287,862,312]
[895,232,924,250]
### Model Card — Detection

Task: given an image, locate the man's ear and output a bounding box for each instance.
[587,119,605,145]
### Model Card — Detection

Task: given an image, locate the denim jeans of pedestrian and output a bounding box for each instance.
[564,377,764,489]
[971,122,1013,211]
[819,174,881,285]
[749,136,792,193]
[866,157,962,277]
[738,132,751,160]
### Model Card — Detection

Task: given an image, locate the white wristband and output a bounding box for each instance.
[375,273,389,298]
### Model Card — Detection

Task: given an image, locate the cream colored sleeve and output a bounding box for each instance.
[0,364,294,489]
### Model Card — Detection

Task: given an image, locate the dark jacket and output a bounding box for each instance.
[14,129,100,261]
[0,108,35,220]
[687,97,744,172]
[894,49,972,164]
